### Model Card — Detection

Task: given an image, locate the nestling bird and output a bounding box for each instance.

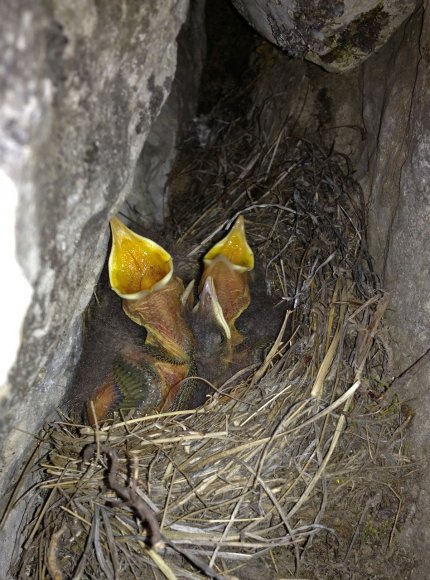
[188,214,266,388]
[71,214,282,425]
[198,215,254,351]
[87,218,196,425]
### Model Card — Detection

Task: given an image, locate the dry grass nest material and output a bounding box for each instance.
[12,109,414,579]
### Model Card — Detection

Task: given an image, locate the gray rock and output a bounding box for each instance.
[1,0,429,573]
[231,0,418,72]
[125,0,206,226]
[0,0,201,570]
[359,9,430,576]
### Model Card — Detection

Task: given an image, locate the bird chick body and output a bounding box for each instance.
[123,276,194,362]
[85,219,197,425]
[74,215,283,425]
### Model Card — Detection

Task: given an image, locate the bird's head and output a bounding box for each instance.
[108,217,194,359]
[199,215,254,340]
[191,276,231,362]
[203,215,254,272]
[108,217,173,300]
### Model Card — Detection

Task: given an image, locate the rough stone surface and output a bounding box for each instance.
[231,0,418,72]
[249,45,365,165]
[360,9,430,577]
[361,9,429,367]
[125,0,206,226]
[0,0,192,570]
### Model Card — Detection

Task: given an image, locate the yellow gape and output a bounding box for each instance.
[203,215,254,272]
[197,216,254,349]
[88,215,256,425]
[109,217,173,299]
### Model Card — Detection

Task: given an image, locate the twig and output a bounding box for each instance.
[167,540,226,580]
[343,492,382,561]
[389,347,430,392]
[83,444,164,552]
[47,525,66,580]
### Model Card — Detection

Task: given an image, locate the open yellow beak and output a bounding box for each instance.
[203,215,254,272]
[199,217,254,346]
[109,217,173,299]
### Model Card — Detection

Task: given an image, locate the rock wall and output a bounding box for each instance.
[125,1,206,226]
[360,8,430,576]
[231,0,418,71]
[0,0,206,570]
[240,7,429,385]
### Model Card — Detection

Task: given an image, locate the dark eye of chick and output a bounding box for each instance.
[214,331,225,346]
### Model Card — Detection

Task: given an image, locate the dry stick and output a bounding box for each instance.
[129,430,228,451]
[264,202,283,248]
[60,505,92,528]
[248,310,292,390]
[293,252,337,308]
[225,203,298,229]
[186,204,297,258]
[166,541,226,580]
[343,492,382,561]
[72,504,97,580]
[46,525,66,580]
[185,216,229,255]
[166,473,218,513]
[218,363,259,392]
[346,293,381,323]
[101,508,120,579]
[162,448,213,510]
[209,494,246,569]
[388,346,430,393]
[265,237,295,280]
[354,294,389,372]
[287,380,361,436]
[387,485,402,550]
[238,151,261,179]
[161,465,177,531]
[88,401,102,470]
[164,532,323,550]
[239,459,301,576]
[324,278,341,354]
[300,422,329,561]
[104,408,212,430]
[0,427,51,530]
[24,479,61,549]
[238,400,313,538]
[287,388,358,520]
[166,490,256,542]
[106,513,177,579]
[83,444,164,552]
[253,399,311,486]
[175,421,231,470]
[311,298,347,399]
[240,383,292,428]
[315,284,349,466]
[84,446,224,580]
[264,126,285,180]
[145,548,178,580]
[93,504,114,580]
[177,374,255,406]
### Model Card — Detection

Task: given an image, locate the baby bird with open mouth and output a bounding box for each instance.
[71,215,281,424]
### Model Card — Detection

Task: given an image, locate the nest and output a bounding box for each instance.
[11,102,414,579]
